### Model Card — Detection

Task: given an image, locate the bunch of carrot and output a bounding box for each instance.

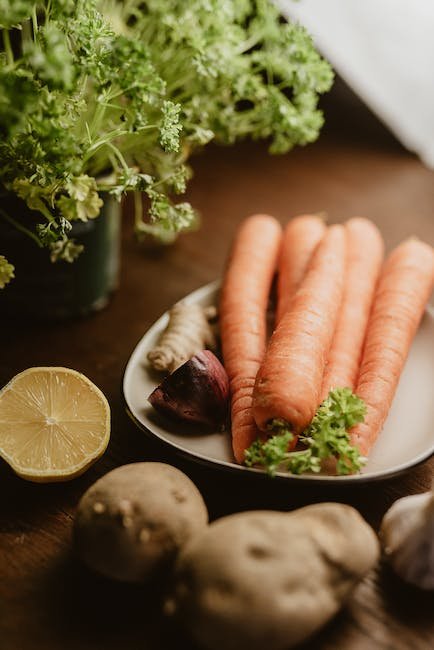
[220,214,434,470]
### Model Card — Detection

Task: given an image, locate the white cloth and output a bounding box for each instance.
[277,0,434,168]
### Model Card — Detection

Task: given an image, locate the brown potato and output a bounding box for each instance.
[74,462,208,582]
[165,504,379,650]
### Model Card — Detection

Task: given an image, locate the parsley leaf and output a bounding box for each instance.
[245,388,367,477]
[0,255,15,288]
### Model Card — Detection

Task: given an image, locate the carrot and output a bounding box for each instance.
[350,238,434,456]
[252,224,346,437]
[276,215,326,324]
[320,218,384,401]
[220,215,282,463]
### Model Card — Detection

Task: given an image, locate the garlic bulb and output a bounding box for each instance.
[380,487,434,589]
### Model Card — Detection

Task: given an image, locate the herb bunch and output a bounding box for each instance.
[0,0,333,286]
[245,388,367,476]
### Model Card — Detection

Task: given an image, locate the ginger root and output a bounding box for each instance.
[147,302,217,373]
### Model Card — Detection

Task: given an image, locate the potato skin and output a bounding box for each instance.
[74,462,208,582]
[166,504,379,650]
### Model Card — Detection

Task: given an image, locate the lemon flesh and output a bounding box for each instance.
[0,367,110,482]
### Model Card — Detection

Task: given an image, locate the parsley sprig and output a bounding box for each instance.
[0,0,333,279]
[0,255,15,288]
[245,388,367,476]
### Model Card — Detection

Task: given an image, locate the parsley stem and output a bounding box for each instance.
[105,142,130,172]
[0,209,42,247]
[89,102,107,138]
[151,172,178,189]
[79,74,88,98]
[133,191,143,230]
[32,6,38,40]
[85,122,92,146]
[105,85,141,103]
[22,19,32,46]
[83,130,129,164]
[2,30,13,66]
[235,32,264,55]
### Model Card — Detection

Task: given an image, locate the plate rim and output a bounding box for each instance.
[122,280,434,485]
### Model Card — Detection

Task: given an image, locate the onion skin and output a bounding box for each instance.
[148,351,230,429]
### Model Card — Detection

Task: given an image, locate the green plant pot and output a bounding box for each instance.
[0,196,121,319]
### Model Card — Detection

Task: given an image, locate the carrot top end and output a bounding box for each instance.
[244,388,367,477]
[267,418,293,436]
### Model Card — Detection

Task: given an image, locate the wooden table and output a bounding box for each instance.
[1,85,433,650]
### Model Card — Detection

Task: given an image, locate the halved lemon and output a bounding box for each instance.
[0,367,110,482]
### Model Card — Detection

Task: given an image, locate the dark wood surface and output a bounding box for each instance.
[1,87,433,650]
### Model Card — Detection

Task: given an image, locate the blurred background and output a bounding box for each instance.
[279,0,434,170]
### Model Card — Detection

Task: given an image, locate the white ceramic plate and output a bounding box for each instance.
[123,281,434,483]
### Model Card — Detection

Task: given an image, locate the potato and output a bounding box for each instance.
[165,504,379,650]
[74,462,208,582]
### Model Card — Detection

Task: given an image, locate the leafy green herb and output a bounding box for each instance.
[0,255,15,288]
[245,388,367,476]
[0,1,36,29]
[0,0,333,283]
[120,0,334,153]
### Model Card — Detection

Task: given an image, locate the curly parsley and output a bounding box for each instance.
[0,0,332,282]
[0,255,15,288]
[245,388,367,477]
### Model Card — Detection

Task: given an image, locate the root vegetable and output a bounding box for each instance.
[252,224,346,438]
[320,217,384,401]
[220,214,282,463]
[350,238,434,455]
[148,302,217,373]
[74,462,208,583]
[148,350,229,428]
[276,214,326,324]
[165,503,379,650]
